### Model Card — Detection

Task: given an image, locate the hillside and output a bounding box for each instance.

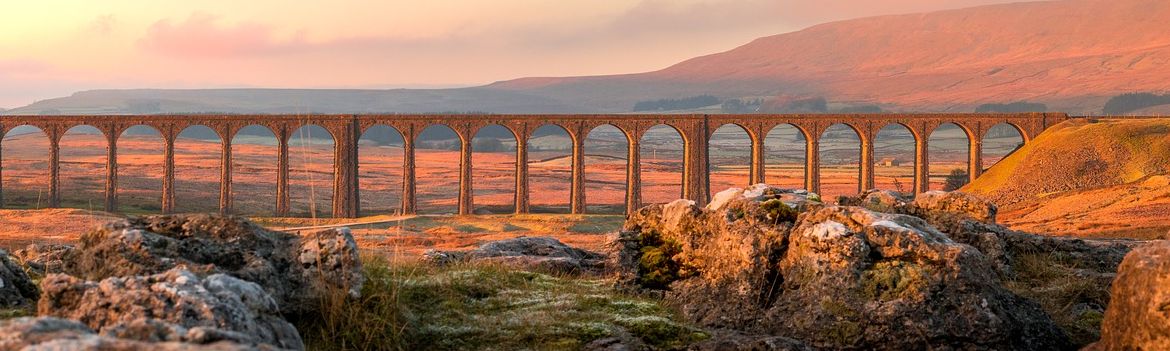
[7,0,1170,114]
[964,118,1170,239]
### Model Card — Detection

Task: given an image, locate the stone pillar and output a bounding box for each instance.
[0,138,4,208]
[570,135,586,214]
[105,133,118,212]
[749,133,766,186]
[219,137,232,215]
[48,136,60,208]
[161,136,175,214]
[859,133,875,194]
[683,123,711,205]
[915,137,930,194]
[457,136,473,215]
[515,136,530,214]
[275,129,290,217]
[401,135,417,214]
[331,122,360,218]
[804,138,820,194]
[969,138,983,183]
[626,137,642,215]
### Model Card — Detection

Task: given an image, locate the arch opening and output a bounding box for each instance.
[640,124,684,205]
[981,123,1026,172]
[117,125,164,213]
[415,124,461,214]
[231,125,278,216]
[1,126,49,209]
[928,123,971,191]
[584,124,629,214]
[763,124,806,189]
[873,124,916,194]
[288,125,335,218]
[818,124,861,200]
[358,125,405,216]
[472,124,517,214]
[528,124,572,214]
[59,125,108,209]
[174,125,222,213]
[708,124,751,196]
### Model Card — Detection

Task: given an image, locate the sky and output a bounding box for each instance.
[0,0,1025,108]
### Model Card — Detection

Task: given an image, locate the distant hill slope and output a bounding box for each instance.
[8,0,1170,115]
[964,118,1170,239]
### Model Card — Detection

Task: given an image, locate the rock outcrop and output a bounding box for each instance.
[38,267,303,350]
[615,185,1072,350]
[14,243,76,276]
[1090,240,1170,350]
[0,249,38,307]
[0,317,257,350]
[45,214,363,314]
[424,236,607,273]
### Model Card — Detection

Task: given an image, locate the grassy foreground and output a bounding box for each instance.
[293,257,706,350]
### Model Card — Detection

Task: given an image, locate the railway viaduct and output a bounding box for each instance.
[0,113,1070,218]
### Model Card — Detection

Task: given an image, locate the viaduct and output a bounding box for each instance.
[0,113,1070,218]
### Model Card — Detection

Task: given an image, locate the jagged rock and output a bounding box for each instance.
[59,214,363,314]
[0,248,38,307]
[13,243,76,276]
[424,236,606,273]
[0,317,257,350]
[615,185,1071,350]
[1090,240,1170,351]
[37,267,303,350]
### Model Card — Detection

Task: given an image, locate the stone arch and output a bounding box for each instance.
[231,125,279,216]
[415,124,461,214]
[288,124,335,218]
[708,123,752,196]
[471,124,518,214]
[980,123,1027,172]
[358,124,406,216]
[59,125,108,209]
[173,125,222,213]
[764,123,808,189]
[1,125,50,208]
[583,124,630,214]
[116,125,165,213]
[818,123,862,199]
[527,124,574,213]
[872,122,917,194]
[928,122,971,191]
[640,124,685,205]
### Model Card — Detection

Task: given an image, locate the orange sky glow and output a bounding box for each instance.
[0,0,1022,107]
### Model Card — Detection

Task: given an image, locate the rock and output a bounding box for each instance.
[0,317,257,350]
[687,331,812,351]
[13,243,76,276]
[37,267,304,350]
[424,236,607,274]
[1091,240,1170,351]
[61,214,363,314]
[615,187,1072,350]
[0,248,38,307]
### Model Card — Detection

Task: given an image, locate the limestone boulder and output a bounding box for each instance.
[13,243,76,276]
[37,267,303,350]
[614,188,1071,350]
[0,248,38,307]
[0,317,257,350]
[424,236,607,274]
[59,214,363,314]
[1090,240,1170,350]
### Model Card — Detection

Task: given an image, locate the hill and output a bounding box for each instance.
[7,0,1170,114]
[964,118,1170,239]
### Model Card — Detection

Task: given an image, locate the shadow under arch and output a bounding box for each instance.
[764,123,808,189]
[1,125,50,209]
[358,124,406,216]
[583,124,630,214]
[708,123,752,196]
[527,124,573,213]
[640,124,685,205]
[116,125,165,213]
[472,124,518,214]
[288,124,335,218]
[872,122,917,194]
[818,123,862,200]
[231,125,279,216]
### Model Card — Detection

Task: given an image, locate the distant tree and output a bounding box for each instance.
[633,95,721,112]
[1103,93,1170,115]
[975,101,1047,113]
[944,168,969,191]
[472,137,505,152]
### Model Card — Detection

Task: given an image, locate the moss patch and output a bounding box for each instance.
[760,199,799,224]
[636,230,688,290]
[859,261,930,302]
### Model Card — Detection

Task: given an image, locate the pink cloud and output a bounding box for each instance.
[139,13,298,58]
